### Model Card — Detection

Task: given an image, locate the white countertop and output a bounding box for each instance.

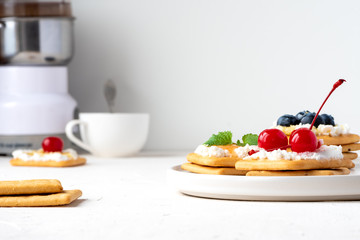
[1,151,360,240]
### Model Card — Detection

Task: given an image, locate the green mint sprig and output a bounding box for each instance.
[236,133,258,146]
[204,131,233,146]
[203,131,259,147]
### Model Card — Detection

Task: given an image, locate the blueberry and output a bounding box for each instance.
[300,112,324,128]
[320,114,335,126]
[295,110,310,122]
[277,114,298,127]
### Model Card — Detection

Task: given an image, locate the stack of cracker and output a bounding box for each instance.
[182,144,249,176]
[234,145,354,176]
[0,179,82,207]
[182,143,356,177]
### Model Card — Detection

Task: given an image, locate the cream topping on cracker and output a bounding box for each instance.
[245,145,343,161]
[12,149,78,162]
[273,123,350,137]
[234,144,260,158]
[195,145,230,157]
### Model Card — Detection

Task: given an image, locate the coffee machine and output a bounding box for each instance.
[0,0,77,155]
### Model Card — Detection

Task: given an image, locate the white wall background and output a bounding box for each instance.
[68,0,360,150]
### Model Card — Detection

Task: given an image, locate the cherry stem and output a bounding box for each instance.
[309,79,346,130]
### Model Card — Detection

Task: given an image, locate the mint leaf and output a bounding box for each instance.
[204,131,232,146]
[242,133,258,145]
[236,139,245,146]
[236,133,258,146]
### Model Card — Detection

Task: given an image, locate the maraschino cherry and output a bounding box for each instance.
[258,128,288,151]
[290,79,346,153]
[42,137,64,152]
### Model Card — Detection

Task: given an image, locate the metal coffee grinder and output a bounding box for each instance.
[0,0,77,155]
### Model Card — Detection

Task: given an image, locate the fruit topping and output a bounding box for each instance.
[300,112,324,127]
[42,137,64,152]
[276,114,299,127]
[320,114,335,126]
[248,149,259,156]
[295,110,310,122]
[258,129,288,151]
[290,79,346,152]
[289,128,318,153]
[262,79,346,153]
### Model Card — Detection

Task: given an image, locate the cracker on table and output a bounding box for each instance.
[246,168,350,176]
[10,157,87,167]
[235,158,354,171]
[0,179,62,195]
[181,163,247,175]
[0,190,82,207]
[318,134,360,145]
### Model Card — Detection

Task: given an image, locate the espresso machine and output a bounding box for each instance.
[0,0,77,155]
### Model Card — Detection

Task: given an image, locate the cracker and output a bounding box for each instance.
[186,153,239,167]
[0,179,62,195]
[342,143,360,152]
[10,157,87,167]
[343,152,358,161]
[181,163,247,175]
[318,134,360,145]
[0,190,82,207]
[246,168,350,176]
[235,158,354,171]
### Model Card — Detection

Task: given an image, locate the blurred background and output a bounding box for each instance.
[69,0,360,151]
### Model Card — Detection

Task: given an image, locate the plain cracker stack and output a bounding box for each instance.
[0,179,82,207]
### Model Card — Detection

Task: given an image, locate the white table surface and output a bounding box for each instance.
[1,151,360,240]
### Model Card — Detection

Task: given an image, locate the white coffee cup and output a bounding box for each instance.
[65,113,149,157]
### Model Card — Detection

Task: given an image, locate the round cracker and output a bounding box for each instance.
[186,153,239,167]
[246,168,350,176]
[235,158,354,171]
[181,163,247,175]
[318,134,360,145]
[342,143,360,152]
[343,152,358,161]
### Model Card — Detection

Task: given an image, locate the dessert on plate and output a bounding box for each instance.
[10,137,86,167]
[183,79,355,176]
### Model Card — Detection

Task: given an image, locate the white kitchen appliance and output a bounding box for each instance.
[0,67,77,155]
[0,0,77,155]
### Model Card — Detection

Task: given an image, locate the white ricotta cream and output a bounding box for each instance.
[245,145,343,161]
[12,149,78,162]
[194,145,230,157]
[234,144,260,158]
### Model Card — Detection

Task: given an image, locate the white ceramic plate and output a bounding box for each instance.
[167,160,360,201]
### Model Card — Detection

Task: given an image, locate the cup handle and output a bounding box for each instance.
[65,119,94,154]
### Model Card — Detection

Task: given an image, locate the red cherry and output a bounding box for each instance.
[42,137,64,152]
[289,128,317,153]
[258,129,288,151]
